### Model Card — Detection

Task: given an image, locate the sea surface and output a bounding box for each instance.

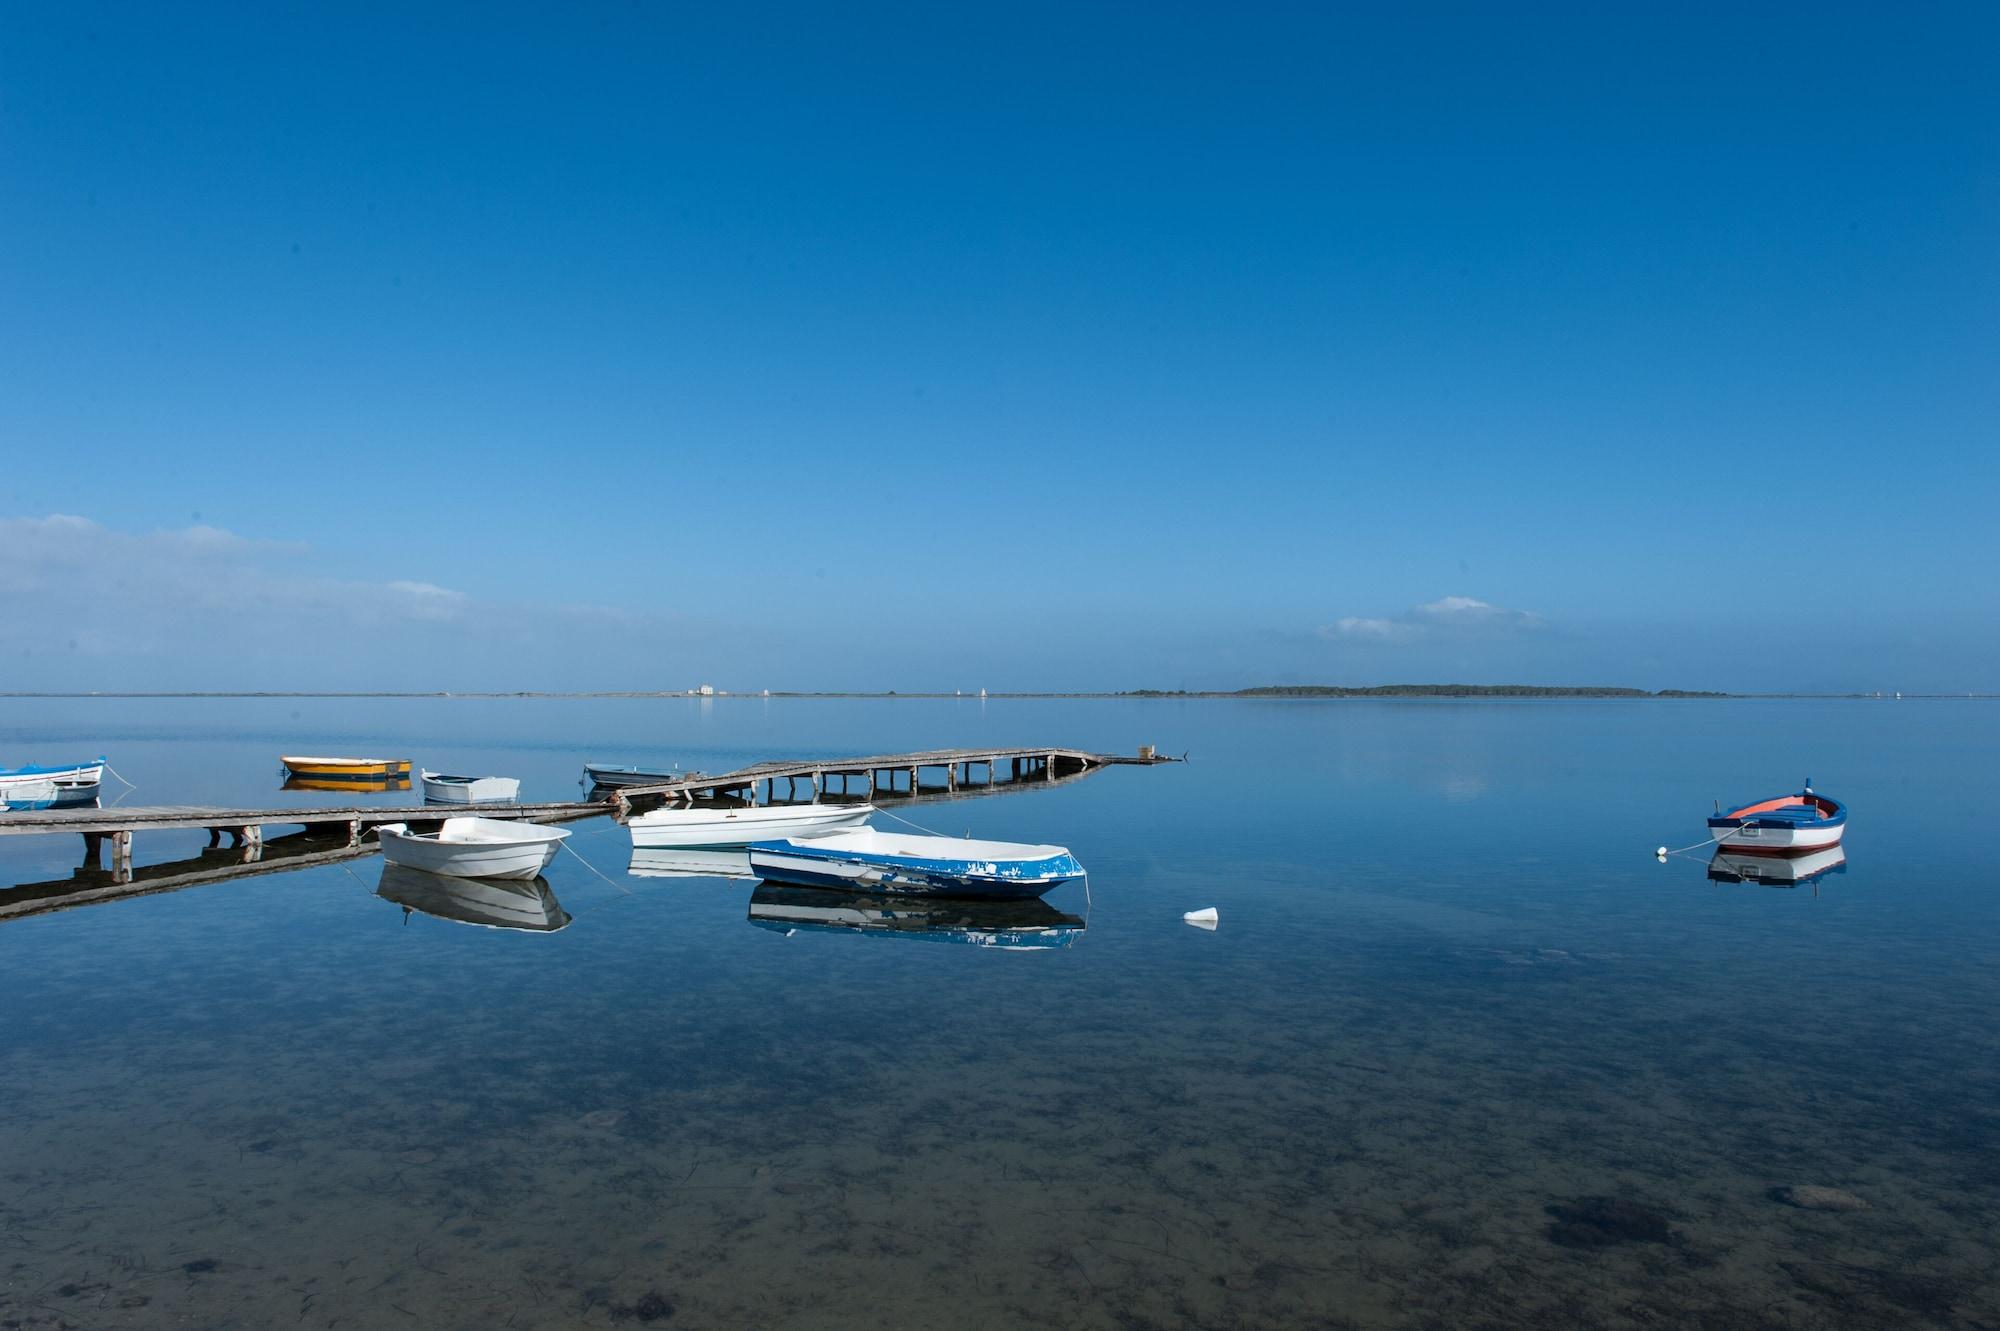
[1,696,1995,1330]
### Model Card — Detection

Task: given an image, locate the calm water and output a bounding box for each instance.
[2,696,1995,1329]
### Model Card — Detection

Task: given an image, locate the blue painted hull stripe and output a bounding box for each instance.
[747,862,1071,899]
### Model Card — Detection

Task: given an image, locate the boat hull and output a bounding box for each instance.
[0,759,106,792]
[282,756,413,782]
[629,802,874,849]
[285,775,411,793]
[420,772,522,804]
[748,832,1084,901]
[1707,786,1847,854]
[0,778,100,811]
[377,817,569,880]
[1707,821,1845,852]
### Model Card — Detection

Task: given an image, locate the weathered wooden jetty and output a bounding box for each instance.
[599,746,1166,814]
[0,745,1171,887]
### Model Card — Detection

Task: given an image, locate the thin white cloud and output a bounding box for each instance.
[1329,615,1417,643]
[384,581,470,621]
[1322,595,1548,643]
[0,513,692,687]
[1414,596,1547,630]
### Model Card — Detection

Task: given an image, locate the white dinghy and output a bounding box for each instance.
[375,816,570,880]
[628,801,874,850]
[420,770,522,804]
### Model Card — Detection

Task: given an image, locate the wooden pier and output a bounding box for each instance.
[599,746,1169,814]
[0,745,1173,889]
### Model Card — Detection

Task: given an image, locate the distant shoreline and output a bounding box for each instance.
[0,687,1989,700]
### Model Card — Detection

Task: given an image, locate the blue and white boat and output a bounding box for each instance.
[1707,780,1847,853]
[747,828,1084,900]
[0,757,105,811]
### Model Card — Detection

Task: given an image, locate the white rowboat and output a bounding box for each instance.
[628,802,875,850]
[420,770,522,804]
[376,816,570,880]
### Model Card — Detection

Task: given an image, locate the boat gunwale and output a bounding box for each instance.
[1707,791,1846,831]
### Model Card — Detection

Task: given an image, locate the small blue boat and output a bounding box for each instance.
[747,828,1084,900]
[1707,779,1846,854]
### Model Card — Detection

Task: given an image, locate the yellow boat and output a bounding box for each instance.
[280,755,413,784]
[283,774,412,793]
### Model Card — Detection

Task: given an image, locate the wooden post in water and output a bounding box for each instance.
[111,829,133,882]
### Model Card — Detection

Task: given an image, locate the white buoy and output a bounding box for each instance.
[1655,846,1668,859]
[1183,907,1219,929]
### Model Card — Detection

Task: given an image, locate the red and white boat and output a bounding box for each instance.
[1707,780,1846,854]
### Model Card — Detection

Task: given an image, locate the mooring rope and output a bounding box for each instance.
[558,837,632,895]
[1655,834,1722,862]
[874,806,963,838]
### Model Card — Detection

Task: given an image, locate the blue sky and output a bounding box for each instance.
[2,3,1994,692]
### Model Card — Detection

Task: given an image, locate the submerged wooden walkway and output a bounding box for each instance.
[0,745,1172,886]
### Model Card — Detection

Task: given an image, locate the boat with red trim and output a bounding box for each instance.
[1707,780,1846,854]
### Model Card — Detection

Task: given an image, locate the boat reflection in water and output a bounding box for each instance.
[627,848,756,880]
[1707,844,1849,890]
[375,864,572,932]
[747,883,1086,950]
[285,775,412,794]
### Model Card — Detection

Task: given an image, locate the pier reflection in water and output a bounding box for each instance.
[1707,844,1849,890]
[0,827,370,920]
[747,882,1086,949]
[375,864,571,932]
